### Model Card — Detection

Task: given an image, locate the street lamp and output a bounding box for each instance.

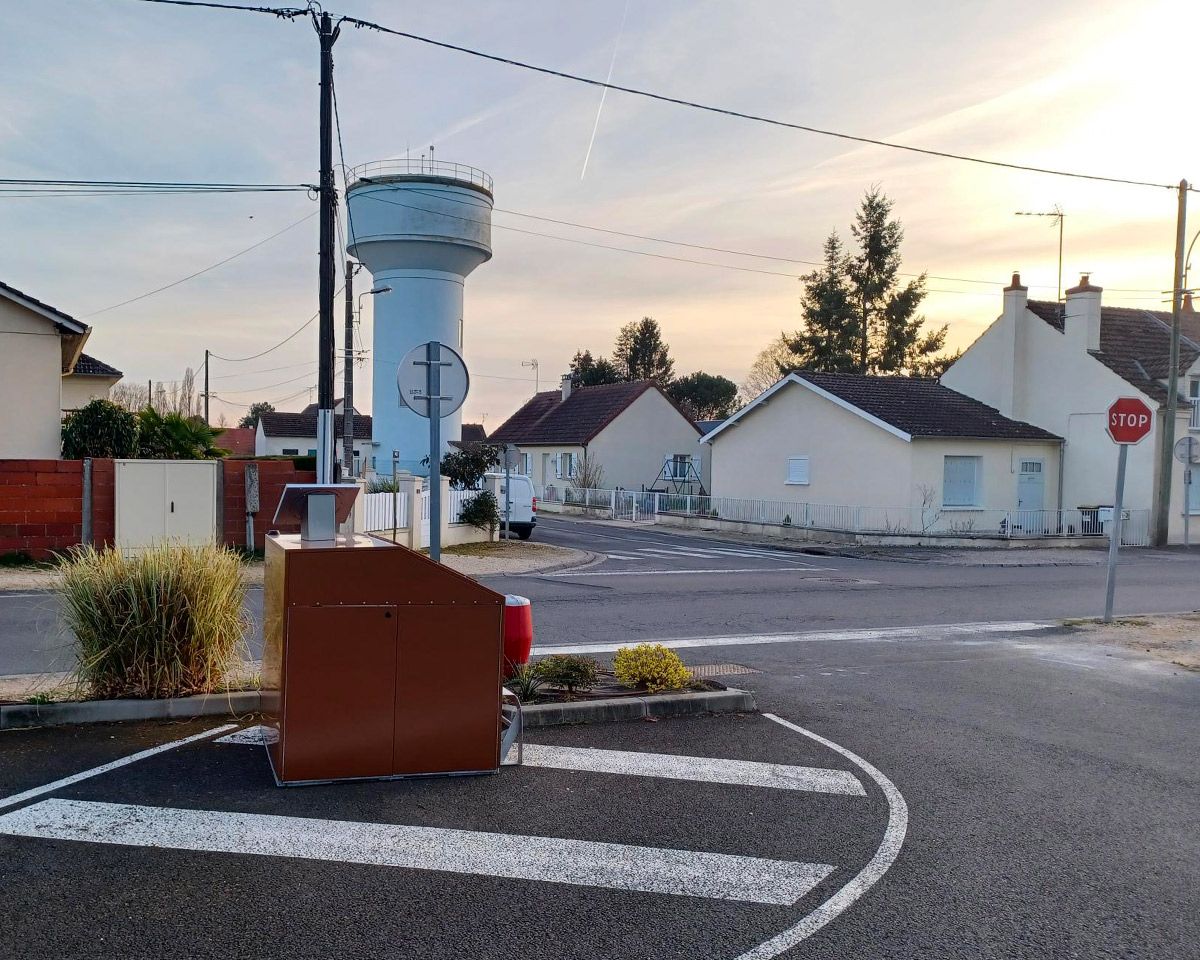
[343,285,391,476]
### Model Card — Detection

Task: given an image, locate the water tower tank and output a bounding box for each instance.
[346,159,493,475]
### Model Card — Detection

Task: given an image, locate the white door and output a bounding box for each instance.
[115,460,217,553]
[1016,460,1045,511]
[165,462,219,544]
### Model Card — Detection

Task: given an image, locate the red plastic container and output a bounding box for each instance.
[503,595,534,673]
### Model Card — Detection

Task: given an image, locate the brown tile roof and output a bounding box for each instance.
[1026,299,1198,404]
[490,381,691,445]
[798,371,1061,441]
[215,427,256,455]
[460,422,488,443]
[259,410,373,440]
[70,353,122,378]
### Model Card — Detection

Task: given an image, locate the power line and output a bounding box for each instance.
[0,177,314,192]
[84,210,317,317]
[342,15,1185,193]
[209,282,345,362]
[132,0,305,17]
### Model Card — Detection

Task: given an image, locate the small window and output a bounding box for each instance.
[281,448,299,456]
[307,448,317,457]
[666,454,692,480]
[943,456,981,506]
[556,453,575,479]
[1020,460,1042,474]
[785,456,810,485]
[520,453,532,476]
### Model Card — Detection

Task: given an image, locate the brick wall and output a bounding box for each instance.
[0,459,115,559]
[222,459,317,551]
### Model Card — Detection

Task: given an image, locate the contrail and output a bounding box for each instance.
[580,0,631,181]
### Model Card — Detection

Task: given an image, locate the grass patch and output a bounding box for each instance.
[60,543,248,700]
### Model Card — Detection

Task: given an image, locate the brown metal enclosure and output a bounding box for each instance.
[262,533,504,784]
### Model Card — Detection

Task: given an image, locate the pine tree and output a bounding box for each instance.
[780,232,860,373]
[613,317,674,384]
[780,188,952,376]
[570,349,623,387]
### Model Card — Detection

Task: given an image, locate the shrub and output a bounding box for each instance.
[367,475,400,494]
[61,399,139,458]
[60,543,248,700]
[459,490,500,537]
[535,654,598,695]
[613,643,692,693]
[504,662,545,702]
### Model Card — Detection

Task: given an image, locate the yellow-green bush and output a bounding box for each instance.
[613,643,692,693]
[60,543,248,700]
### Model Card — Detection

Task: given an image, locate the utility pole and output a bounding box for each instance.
[1154,179,1189,546]
[203,349,210,425]
[343,259,357,476]
[314,10,340,485]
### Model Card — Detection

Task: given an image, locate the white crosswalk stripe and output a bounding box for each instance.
[598,544,817,567]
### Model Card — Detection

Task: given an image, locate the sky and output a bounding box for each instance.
[1,0,1195,430]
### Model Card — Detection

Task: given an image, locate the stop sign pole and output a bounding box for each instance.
[1103,397,1154,622]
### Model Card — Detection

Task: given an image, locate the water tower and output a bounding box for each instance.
[346,158,493,475]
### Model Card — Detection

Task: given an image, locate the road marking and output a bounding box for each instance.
[0,724,237,813]
[0,798,835,906]
[604,553,646,561]
[546,566,834,578]
[737,715,909,959]
[214,725,277,745]
[516,744,865,796]
[533,619,1053,655]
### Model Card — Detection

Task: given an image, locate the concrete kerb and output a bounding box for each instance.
[0,687,754,730]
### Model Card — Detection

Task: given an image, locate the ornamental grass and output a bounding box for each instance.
[60,543,248,700]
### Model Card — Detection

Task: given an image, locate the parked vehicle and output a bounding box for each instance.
[486,472,537,540]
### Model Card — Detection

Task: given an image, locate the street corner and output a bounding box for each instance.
[0,712,906,960]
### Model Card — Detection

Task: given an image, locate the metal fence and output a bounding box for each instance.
[347,158,493,193]
[537,485,1152,545]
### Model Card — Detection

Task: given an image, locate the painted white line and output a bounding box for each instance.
[737,715,909,959]
[517,744,865,796]
[214,725,277,745]
[534,619,1052,655]
[0,592,56,599]
[604,553,646,561]
[636,547,725,558]
[0,724,237,813]
[0,798,835,906]
[546,566,833,578]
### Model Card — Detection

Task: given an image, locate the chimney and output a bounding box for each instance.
[560,373,573,402]
[991,272,1029,418]
[1065,272,1103,352]
[1185,292,1195,315]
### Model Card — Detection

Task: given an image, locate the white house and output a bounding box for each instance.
[255,401,373,471]
[489,375,704,492]
[942,274,1197,541]
[0,280,121,459]
[702,371,1062,529]
[62,354,123,412]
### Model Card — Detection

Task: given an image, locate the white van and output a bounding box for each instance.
[485,473,537,540]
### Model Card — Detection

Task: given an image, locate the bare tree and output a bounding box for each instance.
[109,382,150,411]
[740,335,793,403]
[570,450,606,490]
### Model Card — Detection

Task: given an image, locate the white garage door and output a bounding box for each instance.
[115,460,218,553]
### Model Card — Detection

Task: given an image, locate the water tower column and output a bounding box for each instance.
[346,159,493,476]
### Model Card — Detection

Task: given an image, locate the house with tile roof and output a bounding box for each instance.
[62,353,124,413]
[703,370,1062,524]
[1,280,121,458]
[255,399,374,472]
[942,274,1199,541]
[489,375,703,492]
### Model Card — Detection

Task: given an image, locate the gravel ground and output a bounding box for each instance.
[1065,613,1200,670]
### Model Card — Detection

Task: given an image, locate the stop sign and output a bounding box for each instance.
[1107,396,1153,444]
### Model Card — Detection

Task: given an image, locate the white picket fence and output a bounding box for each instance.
[362,491,409,533]
[536,485,1152,546]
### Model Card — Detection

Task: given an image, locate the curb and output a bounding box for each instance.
[0,691,261,730]
[522,687,756,727]
[0,687,756,730]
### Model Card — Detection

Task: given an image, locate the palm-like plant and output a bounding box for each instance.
[137,409,229,459]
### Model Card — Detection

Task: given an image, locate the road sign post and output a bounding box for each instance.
[398,341,470,563]
[1173,435,1197,549]
[1103,397,1153,622]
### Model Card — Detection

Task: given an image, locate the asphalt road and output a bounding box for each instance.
[483,516,1200,649]
[1,616,1196,958]
[3,517,1200,675]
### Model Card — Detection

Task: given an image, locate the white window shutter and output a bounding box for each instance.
[786,457,810,485]
[554,454,562,479]
[943,456,980,506]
